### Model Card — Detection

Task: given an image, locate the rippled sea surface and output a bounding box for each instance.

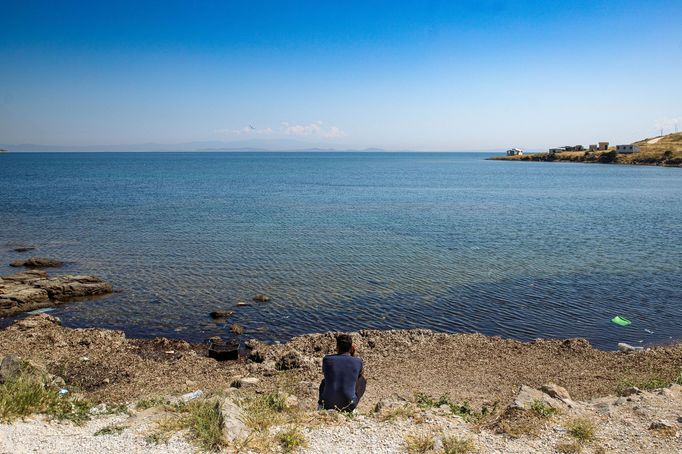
[1,152,681,349]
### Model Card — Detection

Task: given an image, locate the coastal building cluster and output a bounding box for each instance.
[506,140,642,156]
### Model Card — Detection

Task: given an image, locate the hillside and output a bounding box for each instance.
[489,132,682,166]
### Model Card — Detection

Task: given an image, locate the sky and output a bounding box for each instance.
[1,0,681,151]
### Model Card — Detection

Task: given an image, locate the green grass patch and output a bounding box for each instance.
[135,398,170,410]
[566,418,596,444]
[0,372,91,424]
[241,392,290,432]
[529,400,556,418]
[413,393,493,423]
[148,398,226,451]
[616,372,682,395]
[277,427,307,452]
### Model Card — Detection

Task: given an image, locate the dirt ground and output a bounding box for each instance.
[2,314,681,413]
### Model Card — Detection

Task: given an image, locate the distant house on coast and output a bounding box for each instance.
[506,148,524,156]
[548,145,584,154]
[616,144,640,153]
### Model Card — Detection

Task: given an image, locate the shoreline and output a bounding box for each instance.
[2,314,682,452]
[2,314,681,407]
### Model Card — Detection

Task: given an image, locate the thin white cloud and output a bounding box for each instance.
[281,121,345,139]
[216,121,345,139]
[214,126,274,136]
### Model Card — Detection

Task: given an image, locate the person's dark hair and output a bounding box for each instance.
[336,334,353,353]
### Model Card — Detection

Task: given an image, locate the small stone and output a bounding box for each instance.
[541,383,571,401]
[10,257,64,268]
[253,294,270,302]
[649,420,675,431]
[79,356,89,362]
[239,377,260,387]
[230,324,245,335]
[236,301,249,307]
[209,310,234,319]
[621,387,641,397]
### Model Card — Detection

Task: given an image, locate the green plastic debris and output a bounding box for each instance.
[611,316,631,327]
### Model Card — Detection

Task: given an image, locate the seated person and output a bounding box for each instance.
[318,334,366,411]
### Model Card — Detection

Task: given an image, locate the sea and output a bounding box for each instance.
[1,152,680,350]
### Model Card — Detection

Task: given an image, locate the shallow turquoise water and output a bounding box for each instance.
[1,152,680,349]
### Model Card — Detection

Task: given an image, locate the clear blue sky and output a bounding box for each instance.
[1,0,681,150]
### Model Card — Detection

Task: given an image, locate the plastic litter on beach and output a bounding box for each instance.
[26,307,55,315]
[181,390,203,402]
[58,388,69,397]
[644,329,654,334]
[611,316,631,326]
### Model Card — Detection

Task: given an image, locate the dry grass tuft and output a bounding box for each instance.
[404,432,435,453]
[441,435,477,453]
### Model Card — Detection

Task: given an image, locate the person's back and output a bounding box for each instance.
[318,334,366,411]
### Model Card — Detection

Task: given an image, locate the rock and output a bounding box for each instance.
[236,301,249,307]
[253,294,270,302]
[230,323,245,335]
[89,403,108,415]
[374,395,411,414]
[239,377,260,387]
[0,271,113,317]
[220,397,249,442]
[283,393,299,409]
[649,420,676,431]
[248,348,265,363]
[209,310,234,319]
[618,342,644,353]
[541,383,571,401]
[10,257,64,268]
[513,385,566,410]
[276,351,302,370]
[13,247,36,252]
[0,355,23,384]
[621,387,642,397]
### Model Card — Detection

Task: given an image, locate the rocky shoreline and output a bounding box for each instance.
[1,314,681,452]
[0,269,113,317]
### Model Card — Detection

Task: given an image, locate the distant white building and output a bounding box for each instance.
[548,147,567,154]
[615,144,640,153]
[506,148,524,156]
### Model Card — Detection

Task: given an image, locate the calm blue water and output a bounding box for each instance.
[1,152,680,350]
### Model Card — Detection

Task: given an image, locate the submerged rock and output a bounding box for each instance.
[10,257,64,268]
[12,246,36,253]
[253,294,270,302]
[230,323,245,335]
[0,270,112,316]
[209,310,234,319]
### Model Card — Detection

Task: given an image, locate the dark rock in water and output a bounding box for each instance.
[13,247,36,252]
[10,257,64,268]
[208,341,239,361]
[230,323,245,335]
[253,294,270,302]
[210,310,234,319]
[0,270,112,316]
[276,351,302,370]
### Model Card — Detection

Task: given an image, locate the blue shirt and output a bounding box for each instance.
[321,353,363,410]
